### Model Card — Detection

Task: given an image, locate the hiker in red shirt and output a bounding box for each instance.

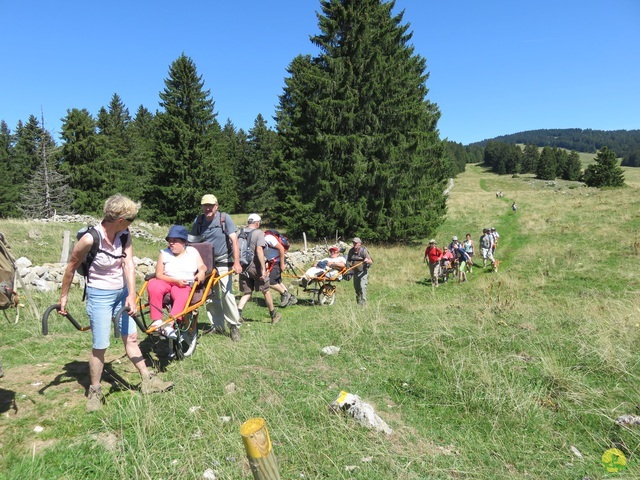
[424,239,443,287]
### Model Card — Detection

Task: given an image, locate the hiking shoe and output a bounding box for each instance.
[202,324,225,335]
[271,312,282,325]
[86,385,104,412]
[280,291,291,308]
[229,325,241,342]
[161,325,177,340]
[287,295,298,306]
[140,373,174,395]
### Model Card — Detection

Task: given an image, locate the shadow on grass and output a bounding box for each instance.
[0,387,16,415]
[36,358,139,401]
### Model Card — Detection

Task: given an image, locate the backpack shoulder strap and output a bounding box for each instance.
[219,212,228,236]
[197,214,205,234]
[80,226,101,301]
[120,229,130,248]
[85,226,101,263]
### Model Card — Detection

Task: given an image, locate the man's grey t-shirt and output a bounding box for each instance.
[190,212,237,264]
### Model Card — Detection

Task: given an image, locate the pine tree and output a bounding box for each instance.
[521,144,539,174]
[12,116,44,181]
[145,54,218,224]
[553,148,568,178]
[582,146,625,187]
[562,151,582,181]
[536,146,557,180]
[59,108,108,213]
[0,121,21,218]
[211,119,241,213]
[240,115,281,214]
[126,106,156,205]
[97,93,132,157]
[274,0,448,241]
[621,149,640,167]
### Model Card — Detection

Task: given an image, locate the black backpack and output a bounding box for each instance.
[76,226,129,300]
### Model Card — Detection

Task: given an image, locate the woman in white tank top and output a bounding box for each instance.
[147,225,206,338]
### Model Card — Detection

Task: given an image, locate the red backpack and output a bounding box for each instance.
[264,230,290,251]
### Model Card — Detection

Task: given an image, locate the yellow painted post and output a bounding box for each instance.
[240,417,280,480]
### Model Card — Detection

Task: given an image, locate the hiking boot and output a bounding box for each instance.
[271,312,282,325]
[229,324,241,342]
[140,373,174,395]
[280,291,292,308]
[161,325,177,340]
[86,385,104,412]
[287,295,298,306]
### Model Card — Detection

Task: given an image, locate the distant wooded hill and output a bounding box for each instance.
[468,128,640,165]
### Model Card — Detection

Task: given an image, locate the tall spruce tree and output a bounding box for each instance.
[127,106,156,203]
[563,150,582,181]
[145,54,217,224]
[273,0,448,241]
[96,94,147,201]
[59,108,108,213]
[521,144,539,174]
[0,121,21,218]
[582,146,625,187]
[12,117,43,182]
[536,146,557,180]
[211,119,240,213]
[240,115,281,214]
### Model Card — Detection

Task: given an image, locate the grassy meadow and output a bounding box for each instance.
[1,163,640,479]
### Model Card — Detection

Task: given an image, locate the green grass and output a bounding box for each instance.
[2,165,640,479]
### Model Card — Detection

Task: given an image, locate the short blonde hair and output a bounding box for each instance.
[103,194,140,222]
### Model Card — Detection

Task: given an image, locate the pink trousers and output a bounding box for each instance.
[147,278,192,321]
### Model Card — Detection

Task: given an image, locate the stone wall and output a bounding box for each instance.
[14,241,348,293]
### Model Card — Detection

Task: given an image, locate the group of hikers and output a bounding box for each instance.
[54,193,372,412]
[424,227,500,287]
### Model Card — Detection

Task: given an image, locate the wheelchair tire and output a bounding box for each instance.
[317,284,336,306]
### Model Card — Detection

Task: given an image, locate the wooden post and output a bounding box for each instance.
[240,417,280,480]
[302,232,308,253]
[60,230,71,263]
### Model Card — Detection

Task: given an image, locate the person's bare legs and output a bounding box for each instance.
[122,333,148,376]
[237,293,252,311]
[89,348,106,387]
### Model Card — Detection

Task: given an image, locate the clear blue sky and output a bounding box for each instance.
[1,0,638,146]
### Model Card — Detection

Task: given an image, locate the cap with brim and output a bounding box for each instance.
[248,213,261,223]
[352,237,362,244]
[429,239,437,244]
[329,246,339,252]
[166,225,189,242]
[201,194,218,205]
